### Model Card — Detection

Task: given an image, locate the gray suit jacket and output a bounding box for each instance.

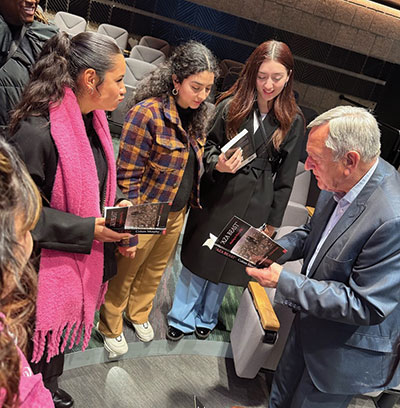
[275,158,400,394]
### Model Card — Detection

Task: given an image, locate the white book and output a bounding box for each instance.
[221,128,256,170]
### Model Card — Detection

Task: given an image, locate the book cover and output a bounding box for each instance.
[193,396,205,408]
[204,216,286,268]
[104,202,171,234]
[221,128,256,170]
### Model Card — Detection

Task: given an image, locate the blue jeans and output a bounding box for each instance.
[167,266,228,333]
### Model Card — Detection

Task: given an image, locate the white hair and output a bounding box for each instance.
[307,106,381,162]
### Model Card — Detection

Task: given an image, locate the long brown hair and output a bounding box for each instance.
[0,137,41,408]
[218,40,298,149]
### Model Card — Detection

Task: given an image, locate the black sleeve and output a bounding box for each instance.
[10,117,95,254]
[203,99,229,181]
[267,114,305,227]
[115,185,127,204]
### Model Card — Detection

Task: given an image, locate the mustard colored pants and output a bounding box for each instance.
[99,207,186,338]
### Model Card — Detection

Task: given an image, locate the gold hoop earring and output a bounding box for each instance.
[88,87,94,95]
[172,88,178,96]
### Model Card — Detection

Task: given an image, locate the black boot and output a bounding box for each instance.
[52,388,74,408]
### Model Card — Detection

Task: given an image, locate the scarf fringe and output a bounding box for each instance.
[32,319,95,363]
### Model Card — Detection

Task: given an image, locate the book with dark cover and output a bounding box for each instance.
[211,216,286,268]
[193,396,205,408]
[104,202,171,234]
[221,128,256,170]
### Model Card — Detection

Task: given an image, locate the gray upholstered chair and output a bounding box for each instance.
[218,59,244,92]
[53,11,86,36]
[108,58,157,133]
[97,23,129,51]
[280,161,311,227]
[130,45,166,66]
[138,36,170,57]
[230,226,303,378]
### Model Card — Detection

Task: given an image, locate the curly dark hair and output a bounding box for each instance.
[0,137,41,408]
[128,40,220,138]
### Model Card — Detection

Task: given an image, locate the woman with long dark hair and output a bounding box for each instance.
[9,31,134,407]
[0,137,53,407]
[97,41,219,356]
[167,40,305,341]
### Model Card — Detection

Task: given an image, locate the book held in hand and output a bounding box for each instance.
[203,216,286,268]
[104,202,171,234]
[221,128,256,170]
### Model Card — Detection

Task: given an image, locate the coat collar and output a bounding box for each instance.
[307,158,388,278]
[163,94,188,139]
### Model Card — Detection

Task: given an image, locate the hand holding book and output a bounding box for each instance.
[218,128,257,172]
[215,147,243,174]
[94,217,133,242]
[246,261,283,289]
[104,201,171,234]
[203,216,286,268]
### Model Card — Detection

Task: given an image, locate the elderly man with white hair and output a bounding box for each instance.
[247,106,400,408]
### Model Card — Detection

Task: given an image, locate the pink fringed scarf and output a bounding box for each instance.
[31,88,116,363]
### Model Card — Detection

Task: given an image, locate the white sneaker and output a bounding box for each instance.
[133,321,154,342]
[123,313,154,342]
[96,323,128,358]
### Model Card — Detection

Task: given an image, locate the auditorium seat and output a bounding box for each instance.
[97,23,129,52]
[53,11,86,36]
[139,36,170,57]
[130,45,166,66]
[280,161,311,228]
[109,58,157,133]
[218,59,244,92]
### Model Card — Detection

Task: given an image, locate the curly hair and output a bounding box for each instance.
[128,41,220,138]
[0,137,41,408]
[9,31,122,135]
[218,40,299,149]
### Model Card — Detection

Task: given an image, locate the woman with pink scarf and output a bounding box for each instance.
[8,31,135,408]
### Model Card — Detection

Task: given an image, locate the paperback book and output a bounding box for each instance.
[221,128,256,170]
[104,202,171,234]
[203,216,286,268]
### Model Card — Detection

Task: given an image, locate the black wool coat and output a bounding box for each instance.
[181,98,305,286]
[10,115,125,282]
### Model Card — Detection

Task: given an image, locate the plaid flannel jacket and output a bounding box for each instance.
[117,95,206,209]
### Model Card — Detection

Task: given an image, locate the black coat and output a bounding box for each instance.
[10,115,125,282]
[181,99,304,286]
[0,17,57,126]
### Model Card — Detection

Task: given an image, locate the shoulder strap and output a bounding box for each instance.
[253,110,277,156]
[0,25,27,69]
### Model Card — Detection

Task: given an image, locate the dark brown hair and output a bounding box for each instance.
[129,41,220,140]
[0,137,41,407]
[218,40,298,149]
[9,31,121,135]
